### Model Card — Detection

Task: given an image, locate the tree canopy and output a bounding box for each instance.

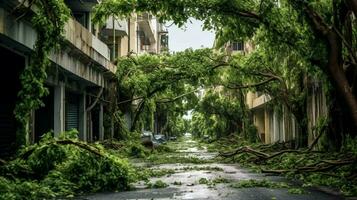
[94,0,357,147]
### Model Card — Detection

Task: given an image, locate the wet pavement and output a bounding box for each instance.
[80,134,344,200]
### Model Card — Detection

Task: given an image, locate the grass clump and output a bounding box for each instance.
[136,167,176,179]
[146,180,168,188]
[146,153,213,164]
[180,166,223,171]
[198,177,231,186]
[230,179,290,189]
[288,188,306,194]
[173,181,182,185]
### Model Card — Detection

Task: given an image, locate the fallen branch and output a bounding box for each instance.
[20,139,105,160]
[261,169,291,174]
[308,124,326,151]
[219,146,269,158]
[56,140,104,157]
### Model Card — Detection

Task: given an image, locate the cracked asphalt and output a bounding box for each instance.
[80,134,344,200]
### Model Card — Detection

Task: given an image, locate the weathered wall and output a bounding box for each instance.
[306,80,328,148]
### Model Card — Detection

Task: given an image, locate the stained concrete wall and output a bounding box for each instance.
[250,96,298,144]
[306,80,328,148]
[0,2,110,143]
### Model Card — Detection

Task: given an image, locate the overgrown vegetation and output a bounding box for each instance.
[0,131,136,199]
[14,0,70,148]
[3,0,357,198]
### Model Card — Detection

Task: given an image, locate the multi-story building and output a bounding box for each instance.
[0,0,168,156]
[245,92,298,144]
[98,12,168,60]
[227,40,327,146]
[222,40,298,144]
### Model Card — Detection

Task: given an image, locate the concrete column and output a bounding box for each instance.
[264,108,270,144]
[54,82,65,137]
[99,103,104,140]
[79,92,87,141]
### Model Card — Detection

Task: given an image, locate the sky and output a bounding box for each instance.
[166,20,215,120]
[166,19,215,53]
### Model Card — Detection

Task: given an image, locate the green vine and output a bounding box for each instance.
[14,0,70,147]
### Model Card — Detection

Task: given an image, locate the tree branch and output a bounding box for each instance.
[156,88,201,103]
[225,77,277,90]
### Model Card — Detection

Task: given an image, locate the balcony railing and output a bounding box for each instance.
[102,16,128,37]
[64,18,116,73]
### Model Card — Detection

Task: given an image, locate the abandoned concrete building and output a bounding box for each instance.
[226,40,327,146]
[0,0,168,156]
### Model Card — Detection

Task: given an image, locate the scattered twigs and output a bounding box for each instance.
[219,143,356,177]
[219,146,269,158]
[220,146,309,160]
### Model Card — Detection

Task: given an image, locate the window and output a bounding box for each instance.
[109,42,119,61]
[73,12,89,29]
[231,41,244,51]
[160,35,169,48]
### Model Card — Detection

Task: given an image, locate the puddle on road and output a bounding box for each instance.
[81,134,343,200]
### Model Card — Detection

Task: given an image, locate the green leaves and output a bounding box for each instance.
[0,131,135,199]
[230,179,290,189]
[14,0,70,147]
[115,48,225,133]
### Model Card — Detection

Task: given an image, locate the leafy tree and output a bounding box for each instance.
[93,0,357,147]
[112,49,224,136]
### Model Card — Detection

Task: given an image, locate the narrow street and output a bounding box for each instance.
[81,134,343,200]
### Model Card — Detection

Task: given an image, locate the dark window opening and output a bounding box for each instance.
[73,12,89,29]
[34,86,54,142]
[0,46,25,157]
[231,41,244,51]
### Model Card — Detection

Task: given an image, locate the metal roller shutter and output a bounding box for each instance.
[66,93,79,131]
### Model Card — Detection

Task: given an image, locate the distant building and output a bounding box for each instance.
[216,39,298,144]
[219,38,327,146]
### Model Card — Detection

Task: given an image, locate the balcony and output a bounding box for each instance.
[252,94,272,109]
[140,45,157,54]
[0,0,115,87]
[64,18,116,74]
[100,16,128,37]
[137,13,156,44]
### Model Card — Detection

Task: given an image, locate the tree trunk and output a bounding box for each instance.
[346,0,357,16]
[327,32,357,131]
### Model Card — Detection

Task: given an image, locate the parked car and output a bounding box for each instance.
[153,134,166,144]
[169,136,177,141]
[141,131,153,143]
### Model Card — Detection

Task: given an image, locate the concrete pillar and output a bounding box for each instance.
[264,108,270,144]
[54,82,65,137]
[79,92,87,141]
[99,103,104,140]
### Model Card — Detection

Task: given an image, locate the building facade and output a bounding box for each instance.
[0,0,168,156]
[225,41,299,144]
[228,40,327,146]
